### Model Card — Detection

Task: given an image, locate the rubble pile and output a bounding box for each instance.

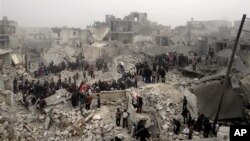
[130,72,197,140]
[112,55,144,79]
[0,88,132,141]
[43,45,76,65]
[140,83,182,133]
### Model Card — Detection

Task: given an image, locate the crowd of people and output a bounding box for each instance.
[33,57,96,78]
[14,51,214,141]
[172,96,219,139]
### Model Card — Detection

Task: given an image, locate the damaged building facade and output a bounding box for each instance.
[0,16,24,67]
[52,27,88,47]
[106,14,134,44]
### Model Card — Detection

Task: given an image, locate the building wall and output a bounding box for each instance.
[22,27,53,40]
[0,53,11,66]
[54,27,88,47]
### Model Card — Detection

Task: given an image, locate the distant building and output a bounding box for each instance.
[106,12,151,44]
[22,27,53,40]
[186,20,232,32]
[153,25,172,46]
[52,27,88,47]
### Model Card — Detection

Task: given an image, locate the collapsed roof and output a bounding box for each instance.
[192,74,247,120]
[88,26,109,43]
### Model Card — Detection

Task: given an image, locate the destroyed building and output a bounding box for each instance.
[106,14,134,44]
[106,12,162,44]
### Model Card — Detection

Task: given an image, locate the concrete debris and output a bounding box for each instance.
[43,45,76,65]
[93,114,102,120]
[217,126,230,141]
[91,41,109,48]
[44,89,71,106]
[183,89,198,119]
[133,35,153,44]
[88,26,109,42]
[44,116,51,130]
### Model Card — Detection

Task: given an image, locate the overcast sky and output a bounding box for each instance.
[1,0,250,28]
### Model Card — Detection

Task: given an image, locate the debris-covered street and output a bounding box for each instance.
[1,1,250,141]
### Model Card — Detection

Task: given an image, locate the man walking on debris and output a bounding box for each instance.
[122,109,129,128]
[115,108,122,126]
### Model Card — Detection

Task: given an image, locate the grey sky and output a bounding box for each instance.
[1,0,250,28]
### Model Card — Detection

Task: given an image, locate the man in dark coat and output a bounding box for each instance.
[137,96,143,113]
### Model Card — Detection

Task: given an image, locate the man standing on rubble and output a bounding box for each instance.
[183,96,187,110]
[182,107,189,124]
[137,96,143,113]
[13,77,18,94]
[85,93,92,110]
[196,113,204,132]
[192,58,197,71]
[122,109,129,128]
[71,91,79,107]
[203,117,212,138]
[97,93,101,108]
[158,66,166,83]
[173,119,181,134]
[116,108,122,126]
